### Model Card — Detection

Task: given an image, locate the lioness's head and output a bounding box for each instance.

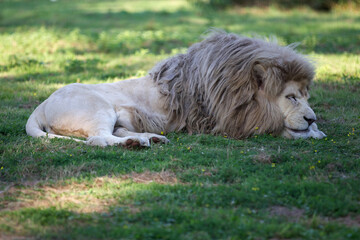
[277,81,325,139]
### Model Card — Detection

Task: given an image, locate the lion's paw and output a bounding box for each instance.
[86,136,108,147]
[281,123,326,139]
[122,137,150,149]
[308,123,326,139]
[150,135,170,144]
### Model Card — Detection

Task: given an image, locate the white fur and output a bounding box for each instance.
[26,78,326,147]
[26,32,326,147]
[26,76,169,147]
[278,81,326,139]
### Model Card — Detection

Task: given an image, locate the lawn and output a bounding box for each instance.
[0,0,359,239]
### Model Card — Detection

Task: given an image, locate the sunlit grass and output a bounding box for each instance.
[315,54,360,82]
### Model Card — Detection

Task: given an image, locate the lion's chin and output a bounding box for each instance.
[282,128,310,139]
[282,123,326,139]
[286,127,310,134]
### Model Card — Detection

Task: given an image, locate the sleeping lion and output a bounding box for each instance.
[26,32,326,147]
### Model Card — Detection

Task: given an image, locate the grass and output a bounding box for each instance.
[0,0,359,239]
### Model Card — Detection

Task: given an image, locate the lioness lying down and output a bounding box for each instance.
[26,32,326,147]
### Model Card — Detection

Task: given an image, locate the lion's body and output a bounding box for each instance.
[26,32,325,147]
[26,77,170,146]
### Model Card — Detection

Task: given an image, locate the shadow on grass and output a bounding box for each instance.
[1,174,360,239]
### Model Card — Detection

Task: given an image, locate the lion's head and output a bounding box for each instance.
[276,81,325,139]
[149,31,326,139]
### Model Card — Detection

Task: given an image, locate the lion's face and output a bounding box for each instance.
[277,81,324,139]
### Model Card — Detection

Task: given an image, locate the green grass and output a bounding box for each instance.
[0,0,360,239]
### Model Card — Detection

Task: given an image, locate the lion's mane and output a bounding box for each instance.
[149,32,315,138]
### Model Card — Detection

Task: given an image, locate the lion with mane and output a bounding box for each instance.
[26,32,326,147]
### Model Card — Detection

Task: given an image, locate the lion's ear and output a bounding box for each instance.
[253,64,266,90]
[253,63,284,96]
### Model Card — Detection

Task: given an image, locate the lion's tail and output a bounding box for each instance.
[26,109,86,143]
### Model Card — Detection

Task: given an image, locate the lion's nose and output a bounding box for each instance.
[304,116,315,126]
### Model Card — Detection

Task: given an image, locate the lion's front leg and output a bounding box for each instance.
[114,105,169,145]
[113,128,170,145]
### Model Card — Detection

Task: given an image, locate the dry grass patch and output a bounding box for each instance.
[0,234,35,240]
[268,206,305,222]
[122,170,179,184]
[253,152,273,164]
[1,180,117,213]
[268,206,360,228]
[0,170,179,213]
[325,215,360,228]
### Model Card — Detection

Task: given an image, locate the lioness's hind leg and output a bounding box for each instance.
[113,128,170,145]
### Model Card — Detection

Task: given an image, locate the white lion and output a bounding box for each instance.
[26,32,326,147]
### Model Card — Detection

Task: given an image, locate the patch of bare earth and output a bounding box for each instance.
[268,206,305,222]
[253,152,273,164]
[122,170,179,184]
[0,170,179,213]
[324,215,360,228]
[0,234,35,240]
[0,181,116,213]
[268,206,360,228]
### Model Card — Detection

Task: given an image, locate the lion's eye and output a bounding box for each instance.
[286,95,297,102]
